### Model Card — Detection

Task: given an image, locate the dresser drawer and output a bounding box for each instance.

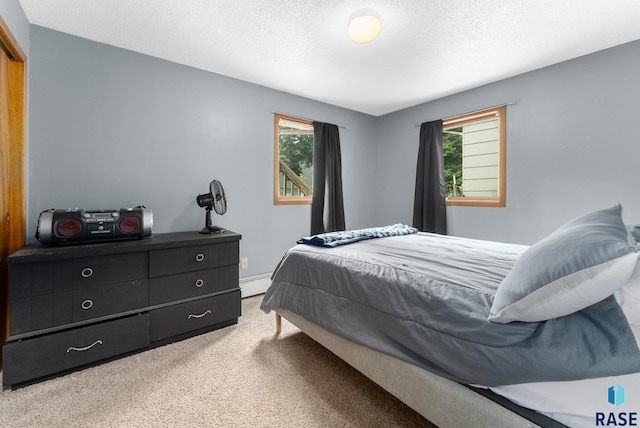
[10,252,148,298]
[149,265,238,305]
[72,279,148,322]
[149,290,240,342]
[10,292,73,335]
[72,252,148,288]
[9,280,149,335]
[3,314,149,387]
[149,241,239,277]
[9,260,73,299]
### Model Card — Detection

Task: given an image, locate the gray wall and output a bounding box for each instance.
[375,39,640,245]
[27,26,379,278]
[22,21,640,278]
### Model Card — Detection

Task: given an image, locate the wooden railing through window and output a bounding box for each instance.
[278,160,312,197]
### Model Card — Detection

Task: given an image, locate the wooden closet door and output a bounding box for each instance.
[0,16,26,350]
[1,34,12,347]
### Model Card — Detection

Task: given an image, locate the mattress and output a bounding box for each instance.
[489,374,640,427]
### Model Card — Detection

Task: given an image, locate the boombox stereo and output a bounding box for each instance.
[36,206,153,246]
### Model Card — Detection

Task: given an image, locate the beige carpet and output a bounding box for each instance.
[0,295,436,428]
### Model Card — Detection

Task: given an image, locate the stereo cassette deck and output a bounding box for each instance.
[36,206,153,245]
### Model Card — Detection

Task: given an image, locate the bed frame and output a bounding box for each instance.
[274,311,544,428]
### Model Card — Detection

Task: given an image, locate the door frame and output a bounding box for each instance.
[0,14,26,346]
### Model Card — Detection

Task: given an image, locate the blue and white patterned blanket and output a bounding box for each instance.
[297,223,418,247]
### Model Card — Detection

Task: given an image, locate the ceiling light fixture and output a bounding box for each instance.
[347,9,382,44]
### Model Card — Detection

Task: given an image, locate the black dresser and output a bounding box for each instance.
[2,230,241,388]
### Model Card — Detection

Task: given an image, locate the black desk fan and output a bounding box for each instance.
[196,179,227,234]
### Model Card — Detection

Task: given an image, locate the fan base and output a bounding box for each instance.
[199,226,222,234]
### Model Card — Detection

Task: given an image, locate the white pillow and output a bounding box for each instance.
[615,260,640,345]
[489,204,639,323]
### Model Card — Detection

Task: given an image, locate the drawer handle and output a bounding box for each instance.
[195,253,205,262]
[195,279,204,287]
[67,339,103,353]
[81,299,94,310]
[188,310,212,319]
[81,267,94,278]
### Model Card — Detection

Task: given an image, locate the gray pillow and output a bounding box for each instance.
[489,204,639,323]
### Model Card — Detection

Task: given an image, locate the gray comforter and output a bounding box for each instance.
[260,232,640,386]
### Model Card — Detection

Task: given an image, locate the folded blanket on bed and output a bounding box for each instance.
[297,223,418,247]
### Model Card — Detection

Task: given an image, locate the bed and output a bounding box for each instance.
[261,206,640,427]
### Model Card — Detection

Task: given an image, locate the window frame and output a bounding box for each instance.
[443,106,506,208]
[273,113,314,205]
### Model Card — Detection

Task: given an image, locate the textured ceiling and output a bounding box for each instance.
[17,0,640,116]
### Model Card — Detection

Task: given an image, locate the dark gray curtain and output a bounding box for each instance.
[412,120,447,234]
[311,122,345,235]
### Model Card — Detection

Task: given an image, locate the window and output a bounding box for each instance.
[274,113,314,205]
[443,106,506,207]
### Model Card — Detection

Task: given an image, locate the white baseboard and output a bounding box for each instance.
[240,273,271,298]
